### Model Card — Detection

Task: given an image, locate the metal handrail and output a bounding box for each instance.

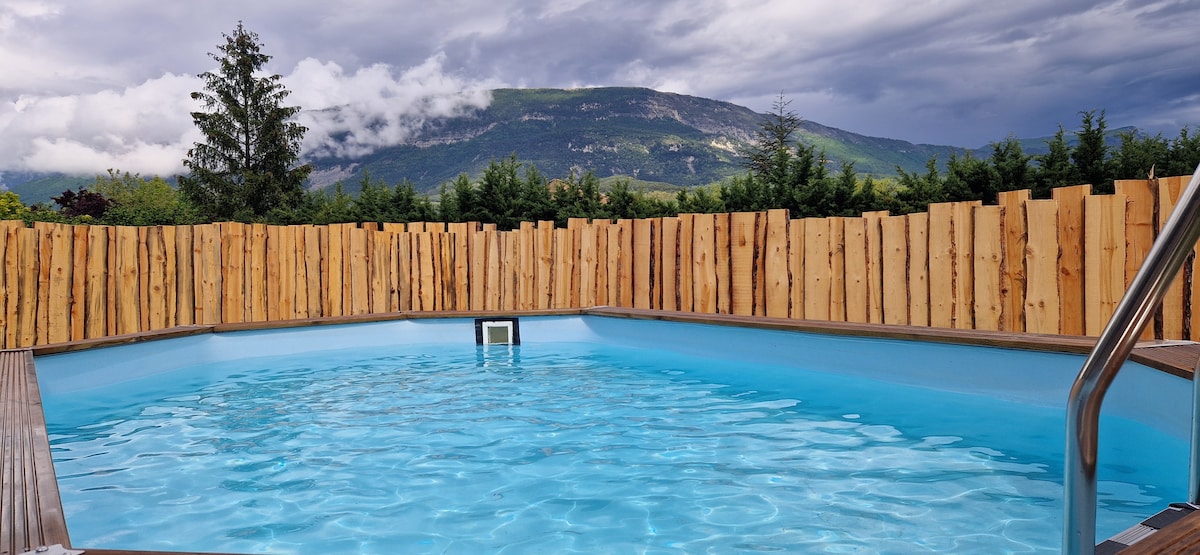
[1064,162,1200,555]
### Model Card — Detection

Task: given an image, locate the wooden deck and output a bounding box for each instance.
[1,349,69,555]
[4,309,1200,554]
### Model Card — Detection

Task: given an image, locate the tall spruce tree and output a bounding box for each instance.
[180,22,311,221]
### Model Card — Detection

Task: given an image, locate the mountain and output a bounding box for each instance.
[306,87,967,193]
[3,87,1139,204]
[1,171,92,206]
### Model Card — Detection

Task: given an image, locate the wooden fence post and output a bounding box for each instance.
[1053,185,1091,336]
[1084,194,1128,336]
[1025,199,1061,334]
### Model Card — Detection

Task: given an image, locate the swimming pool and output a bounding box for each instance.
[34,314,1191,553]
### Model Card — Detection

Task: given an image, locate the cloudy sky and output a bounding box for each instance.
[2,0,1198,178]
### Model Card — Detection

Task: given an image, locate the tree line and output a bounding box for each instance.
[2,24,1196,229]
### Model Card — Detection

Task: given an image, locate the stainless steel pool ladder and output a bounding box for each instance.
[1064,162,1200,555]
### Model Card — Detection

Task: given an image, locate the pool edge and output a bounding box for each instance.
[10,307,1200,555]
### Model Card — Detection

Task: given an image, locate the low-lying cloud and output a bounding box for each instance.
[0,53,494,176]
[289,53,494,160]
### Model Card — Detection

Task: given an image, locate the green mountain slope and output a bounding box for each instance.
[2,172,92,206]
[5,87,1139,202]
[307,87,971,193]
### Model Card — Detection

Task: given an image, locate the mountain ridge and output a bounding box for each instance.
[3,86,1130,204]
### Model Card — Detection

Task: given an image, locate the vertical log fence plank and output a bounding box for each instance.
[137,227,149,333]
[161,226,177,328]
[365,228,385,313]
[303,226,323,317]
[174,225,194,326]
[537,221,555,310]
[864,211,887,323]
[788,217,805,319]
[908,213,930,327]
[325,224,343,317]
[554,228,574,309]
[1157,176,1188,339]
[282,224,298,319]
[484,230,500,311]
[828,217,846,322]
[469,228,487,311]
[1053,185,1091,336]
[1084,194,1128,336]
[34,223,53,344]
[345,227,366,314]
[0,224,17,347]
[952,201,980,329]
[754,212,767,316]
[592,220,610,307]
[292,226,311,317]
[649,219,662,310]
[676,215,694,312]
[617,219,634,308]
[1025,199,1061,334]
[580,221,600,308]
[714,213,732,314]
[0,223,9,347]
[47,224,73,343]
[438,232,453,311]
[517,222,536,310]
[659,217,679,311]
[998,190,1031,332]
[764,209,790,318]
[4,226,24,347]
[107,226,116,335]
[1114,180,1156,340]
[730,212,756,316]
[146,226,167,331]
[338,224,355,314]
[220,223,246,325]
[114,226,141,334]
[280,225,300,319]
[452,228,469,311]
[881,215,909,325]
[632,219,653,309]
[568,219,586,308]
[69,225,88,341]
[692,214,718,314]
[842,217,868,323]
[245,224,266,322]
[17,227,40,346]
[803,218,831,320]
[973,206,1004,331]
[605,222,620,307]
[266,226,282,321]
[396,230,412,312]
[928,204,954,328]
[501,232,518,311]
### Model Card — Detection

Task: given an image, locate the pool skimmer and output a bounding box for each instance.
[475,317,520,346]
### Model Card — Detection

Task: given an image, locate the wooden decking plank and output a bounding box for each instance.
[2,349,70,555]
[1119,510,1200,554]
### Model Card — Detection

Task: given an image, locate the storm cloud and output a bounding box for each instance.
[1,0,1197,176]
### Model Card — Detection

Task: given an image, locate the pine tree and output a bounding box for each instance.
[1032,127,1075,198]
[180,22,312,221]
[1072,109,1110,193]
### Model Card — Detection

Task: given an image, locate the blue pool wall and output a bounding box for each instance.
[35,314,1191,442]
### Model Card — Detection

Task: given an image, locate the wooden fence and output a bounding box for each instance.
[1,176,1198,348]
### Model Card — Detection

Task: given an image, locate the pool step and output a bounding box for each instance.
[1097,503,1198,554]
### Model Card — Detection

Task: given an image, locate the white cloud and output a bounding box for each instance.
[288,53,496,159]
[0,54,495,175]
[0,73,200,175]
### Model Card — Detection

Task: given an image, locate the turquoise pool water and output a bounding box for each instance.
[36,316,1191,554]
